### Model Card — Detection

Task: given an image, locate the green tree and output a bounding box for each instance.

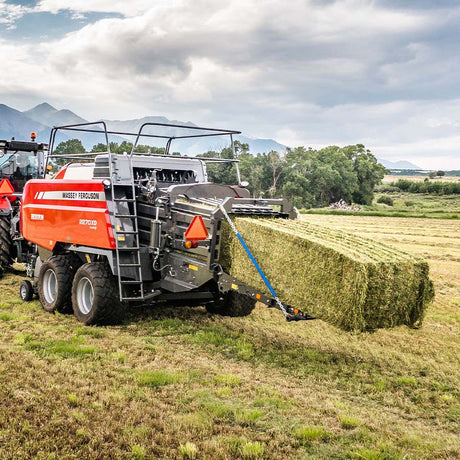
[283,146,358,207]
[52,139,86,167]
[343,144,387,205]
[239,152,272,197]
[283,147,314,207]
[199,141,249,185]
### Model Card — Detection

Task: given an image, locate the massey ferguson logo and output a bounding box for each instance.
[34,191,105,201]
[63,192,100,200]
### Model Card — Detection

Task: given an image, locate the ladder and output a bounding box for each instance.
[109,155,145,301]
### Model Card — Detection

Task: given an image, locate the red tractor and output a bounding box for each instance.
[0,134,47,275]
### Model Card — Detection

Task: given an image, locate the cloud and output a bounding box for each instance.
[0,1,32,28]
[34,0,177,16]
[1,0,459,168]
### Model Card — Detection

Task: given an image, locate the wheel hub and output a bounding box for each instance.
[77,277,94,315]
[42,269,57,304]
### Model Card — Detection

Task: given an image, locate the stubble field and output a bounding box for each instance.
[0,215,459,459]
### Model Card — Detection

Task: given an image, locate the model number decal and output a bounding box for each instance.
[79,219,97,228]
[31,213,44,221]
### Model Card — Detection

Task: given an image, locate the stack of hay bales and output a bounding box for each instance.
[220,218,434,331]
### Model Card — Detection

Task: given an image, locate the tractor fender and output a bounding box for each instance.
[0,196,12,216]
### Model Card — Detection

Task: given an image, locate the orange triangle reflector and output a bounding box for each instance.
[184,216,209,241]
[0,179,14,195]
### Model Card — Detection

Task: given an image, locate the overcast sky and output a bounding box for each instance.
[1,0,459,169]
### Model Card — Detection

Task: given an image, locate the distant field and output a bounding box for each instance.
[383,174,460,184]
[303,192,460,219]
[373,192,460,217]
[0,216,459,459]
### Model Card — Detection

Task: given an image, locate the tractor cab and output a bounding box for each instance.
[0,134,48,271]
[0,135,47,193]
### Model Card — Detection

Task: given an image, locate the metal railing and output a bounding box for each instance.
[46,121,244,184]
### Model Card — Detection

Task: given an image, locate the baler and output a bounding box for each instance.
[19,122,312,325]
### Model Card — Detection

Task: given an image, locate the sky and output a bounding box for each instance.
[0,0,459,169]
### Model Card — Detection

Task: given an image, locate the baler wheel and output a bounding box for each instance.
[72,263,124,326]
[20,280,34,301]
[0,216,13,270]
[206,290,256,317]
[38,255,77,313]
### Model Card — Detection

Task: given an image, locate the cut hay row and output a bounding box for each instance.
[220,217,434,331]
[281,220,417,263]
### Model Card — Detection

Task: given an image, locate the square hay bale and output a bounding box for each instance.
[220,218,434,331]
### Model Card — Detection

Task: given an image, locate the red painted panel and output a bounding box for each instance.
[21,179,116,250]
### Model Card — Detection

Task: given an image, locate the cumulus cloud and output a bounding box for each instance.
[0,1,32,28]
[34,0,177,16]
[1,0,460,168]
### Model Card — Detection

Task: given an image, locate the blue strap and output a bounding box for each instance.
[236,232,278,299]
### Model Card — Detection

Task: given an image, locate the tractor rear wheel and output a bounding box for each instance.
[38,255,78,313]
[0,216,13,270]
[72,263,124,326]
[206,290,256,317]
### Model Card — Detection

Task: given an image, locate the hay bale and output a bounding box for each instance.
[220,218,434,331]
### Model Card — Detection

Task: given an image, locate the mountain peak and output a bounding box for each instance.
[29,102,57,112]
[24,103,85,127]
[377,158,421,170]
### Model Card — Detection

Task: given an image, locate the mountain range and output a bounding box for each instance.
[0,102,285,156]
[376,158,421,170]
[0,102,421,169]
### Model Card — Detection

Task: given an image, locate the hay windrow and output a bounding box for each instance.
[220,217,434,331]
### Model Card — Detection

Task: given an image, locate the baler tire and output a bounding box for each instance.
[72,263,124,326]
[38,255,76,314]
[0,216,13,270]
[20,280,34,301]
[206,290,256,317]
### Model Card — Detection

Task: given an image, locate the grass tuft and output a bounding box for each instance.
[339,415,363,430]
[215,373,242,387]
[240,441,264,459]
[294,425,327,443]
[178,442,198,459]
[130,444,146,460]
[137,369,181,388]
[234,409,264,425]
[67,393,79,407]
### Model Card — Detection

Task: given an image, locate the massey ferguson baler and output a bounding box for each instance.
[19,121,312,325]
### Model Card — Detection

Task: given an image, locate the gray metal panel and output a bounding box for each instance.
[160,251,213,292]
[131,155,207,182]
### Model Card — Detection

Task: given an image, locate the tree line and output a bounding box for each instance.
[201,142,387,208]
[391,179,460,195]
[52,139,387,208]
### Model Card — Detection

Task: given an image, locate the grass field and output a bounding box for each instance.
[0,216,459,459]
[303,193,460,219]
[383,175,460,184]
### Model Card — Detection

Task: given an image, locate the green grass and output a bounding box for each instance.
[137,369,182,388]
[294,425,327,443]
[302,192,460,219]
[0,213,459,459]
